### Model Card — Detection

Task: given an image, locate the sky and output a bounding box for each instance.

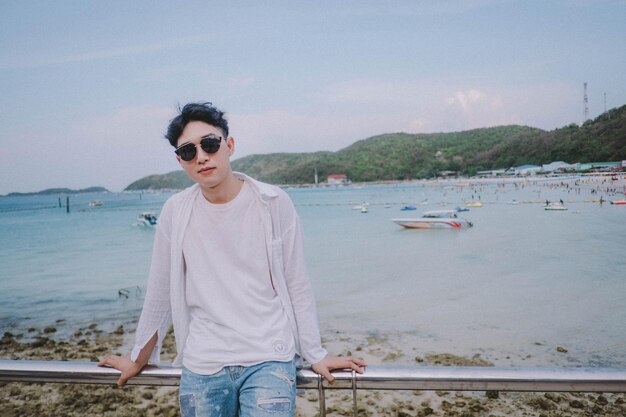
[1,0,625,194]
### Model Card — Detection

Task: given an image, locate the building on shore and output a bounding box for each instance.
[327,174,349,185]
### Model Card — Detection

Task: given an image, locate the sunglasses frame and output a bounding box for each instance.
[175,135,223,161]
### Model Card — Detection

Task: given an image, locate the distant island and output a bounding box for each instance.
[4,186,110,197]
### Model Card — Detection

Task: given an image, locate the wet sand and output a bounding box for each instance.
[2,323,625,416]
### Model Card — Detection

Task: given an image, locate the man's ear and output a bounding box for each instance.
[227,136,235,156]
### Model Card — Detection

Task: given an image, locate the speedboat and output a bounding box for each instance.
[400,205,417,211]
[392,210,473,229]
[135,212,158,226]
[464,201,482,208]
[352,203,369,211]
[544,202,568,211]
[88,200,103,207]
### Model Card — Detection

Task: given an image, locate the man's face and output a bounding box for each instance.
[176,120,235,190]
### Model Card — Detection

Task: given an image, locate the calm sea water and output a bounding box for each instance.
[1,176,625,366]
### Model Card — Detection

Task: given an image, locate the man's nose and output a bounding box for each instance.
[196,145,211,162]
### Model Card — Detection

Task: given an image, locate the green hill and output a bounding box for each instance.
[125,171,193,191]
[125,104,626,189]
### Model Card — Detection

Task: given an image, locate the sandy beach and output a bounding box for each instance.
[2,321,626,416]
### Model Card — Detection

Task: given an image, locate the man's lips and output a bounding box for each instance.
[197,167,215,174]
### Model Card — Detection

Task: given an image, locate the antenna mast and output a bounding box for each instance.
[583,82,589,123]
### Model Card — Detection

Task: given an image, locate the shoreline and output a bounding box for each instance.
[284,172,626,189]
[2,323,626,416]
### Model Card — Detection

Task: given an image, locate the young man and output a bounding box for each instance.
[99,102,365,416]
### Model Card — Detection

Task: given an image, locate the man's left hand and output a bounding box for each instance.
[311,354,367,383]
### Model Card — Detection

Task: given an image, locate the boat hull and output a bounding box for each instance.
[392,219,471,229]
[544,203,568,210]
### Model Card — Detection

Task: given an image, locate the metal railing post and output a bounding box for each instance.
[318,373,326,417]
[352,369,358,417]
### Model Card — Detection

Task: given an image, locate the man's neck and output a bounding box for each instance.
[200,174,244,204]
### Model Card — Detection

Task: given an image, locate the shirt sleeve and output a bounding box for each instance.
[277,192,328,364]
[131,199,174,364]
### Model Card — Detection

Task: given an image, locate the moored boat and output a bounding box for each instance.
[610,200,626,205]
[544,202,568,211]
[392,210,473,230]
[134,212,158,226]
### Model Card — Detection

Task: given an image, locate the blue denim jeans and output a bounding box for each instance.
[179,360,296,417]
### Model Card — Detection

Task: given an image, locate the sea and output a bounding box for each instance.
[1,175,625,367]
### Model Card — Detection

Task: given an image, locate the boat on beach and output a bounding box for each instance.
[392,210,473,229]
[610,200,626,205]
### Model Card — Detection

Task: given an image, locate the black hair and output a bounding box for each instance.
[165,102,229,147]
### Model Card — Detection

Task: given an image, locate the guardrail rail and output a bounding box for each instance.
[2,360,626,416]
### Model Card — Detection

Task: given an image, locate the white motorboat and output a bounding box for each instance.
[135,212,158,226]
[392,210,473,229]
[544,202,568,211]
[352,202,369,212]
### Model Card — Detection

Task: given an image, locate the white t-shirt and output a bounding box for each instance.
[181,180,295,374]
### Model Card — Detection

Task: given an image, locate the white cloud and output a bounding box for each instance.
[318,77,582,133]
[446,89,484,110]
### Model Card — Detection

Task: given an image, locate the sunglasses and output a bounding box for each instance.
[175,135,223,161]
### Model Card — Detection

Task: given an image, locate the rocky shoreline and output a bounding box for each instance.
[2,323,626,416]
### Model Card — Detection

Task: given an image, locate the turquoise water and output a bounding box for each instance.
[1,177,625,366]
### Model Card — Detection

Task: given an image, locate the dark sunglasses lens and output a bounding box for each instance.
[176,144,197,161]
[200,137,221,154]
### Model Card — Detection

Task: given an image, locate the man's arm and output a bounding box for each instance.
[276,193,367,380]
[98,332,158,387]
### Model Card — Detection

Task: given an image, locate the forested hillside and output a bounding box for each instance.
[125,104,626,190]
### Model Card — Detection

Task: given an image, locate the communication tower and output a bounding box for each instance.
[583,82,589,123]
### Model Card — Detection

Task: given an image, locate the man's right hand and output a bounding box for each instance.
[98,354,143,387]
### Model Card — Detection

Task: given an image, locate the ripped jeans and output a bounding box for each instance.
[179,360,296,417]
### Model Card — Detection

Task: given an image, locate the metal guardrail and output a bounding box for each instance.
[2,360,626,416]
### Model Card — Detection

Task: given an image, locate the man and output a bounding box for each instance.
[99,102,365,416]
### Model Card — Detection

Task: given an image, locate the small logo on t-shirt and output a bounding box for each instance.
[273,340,287,353]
